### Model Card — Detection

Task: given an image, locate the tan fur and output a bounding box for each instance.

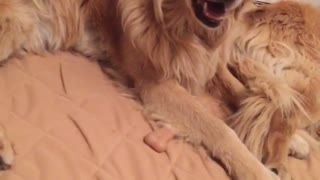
[0,0,283,179]
[209,1,320,179]
[1,0,320,179]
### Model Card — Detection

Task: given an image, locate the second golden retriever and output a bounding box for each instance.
[222,2,320,179]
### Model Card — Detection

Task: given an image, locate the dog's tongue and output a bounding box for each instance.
[203,1,225,21]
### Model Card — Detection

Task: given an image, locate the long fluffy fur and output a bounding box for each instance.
[1,0,320,179]
[211,2,320,179]
[0,0,282,179]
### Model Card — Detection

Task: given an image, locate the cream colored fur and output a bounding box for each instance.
[209,1,320,179]
[0,0,282,180]
[0,1,280,179]
[0,0,319,180]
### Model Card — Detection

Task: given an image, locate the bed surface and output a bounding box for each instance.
[0,53,319,180]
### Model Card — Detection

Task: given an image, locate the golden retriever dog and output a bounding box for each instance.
[220,2,320,179]
[3,0,320,180]
[147,1,320,179]
[0,0,284,179]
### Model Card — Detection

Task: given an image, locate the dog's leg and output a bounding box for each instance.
[263,112,294,180]
[144,93,232,153]
[225,58,308,180]
[228,92,295,180]
[229,92,295,180]
[140,80,278,180]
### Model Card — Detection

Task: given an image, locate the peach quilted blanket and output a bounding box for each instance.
[0,53,319,180]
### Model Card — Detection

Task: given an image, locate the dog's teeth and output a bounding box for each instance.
[203,2,212,18]
[204,2,208,11]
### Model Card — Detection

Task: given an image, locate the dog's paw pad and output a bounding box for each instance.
[289,133,310,159]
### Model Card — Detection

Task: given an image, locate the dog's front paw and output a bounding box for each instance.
[289,133,310,159]
[0,129,14,171]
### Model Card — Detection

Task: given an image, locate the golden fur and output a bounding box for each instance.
[0,0,279,179]
[0,0,320,179]
[209,1,320,179]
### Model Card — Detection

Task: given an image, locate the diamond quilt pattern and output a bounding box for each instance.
[0,52,319,180]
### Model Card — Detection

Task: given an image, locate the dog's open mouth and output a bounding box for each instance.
[192,0,226,28]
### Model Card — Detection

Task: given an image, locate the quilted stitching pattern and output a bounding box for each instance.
[0,53,229,180]
[0,52,319,180]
